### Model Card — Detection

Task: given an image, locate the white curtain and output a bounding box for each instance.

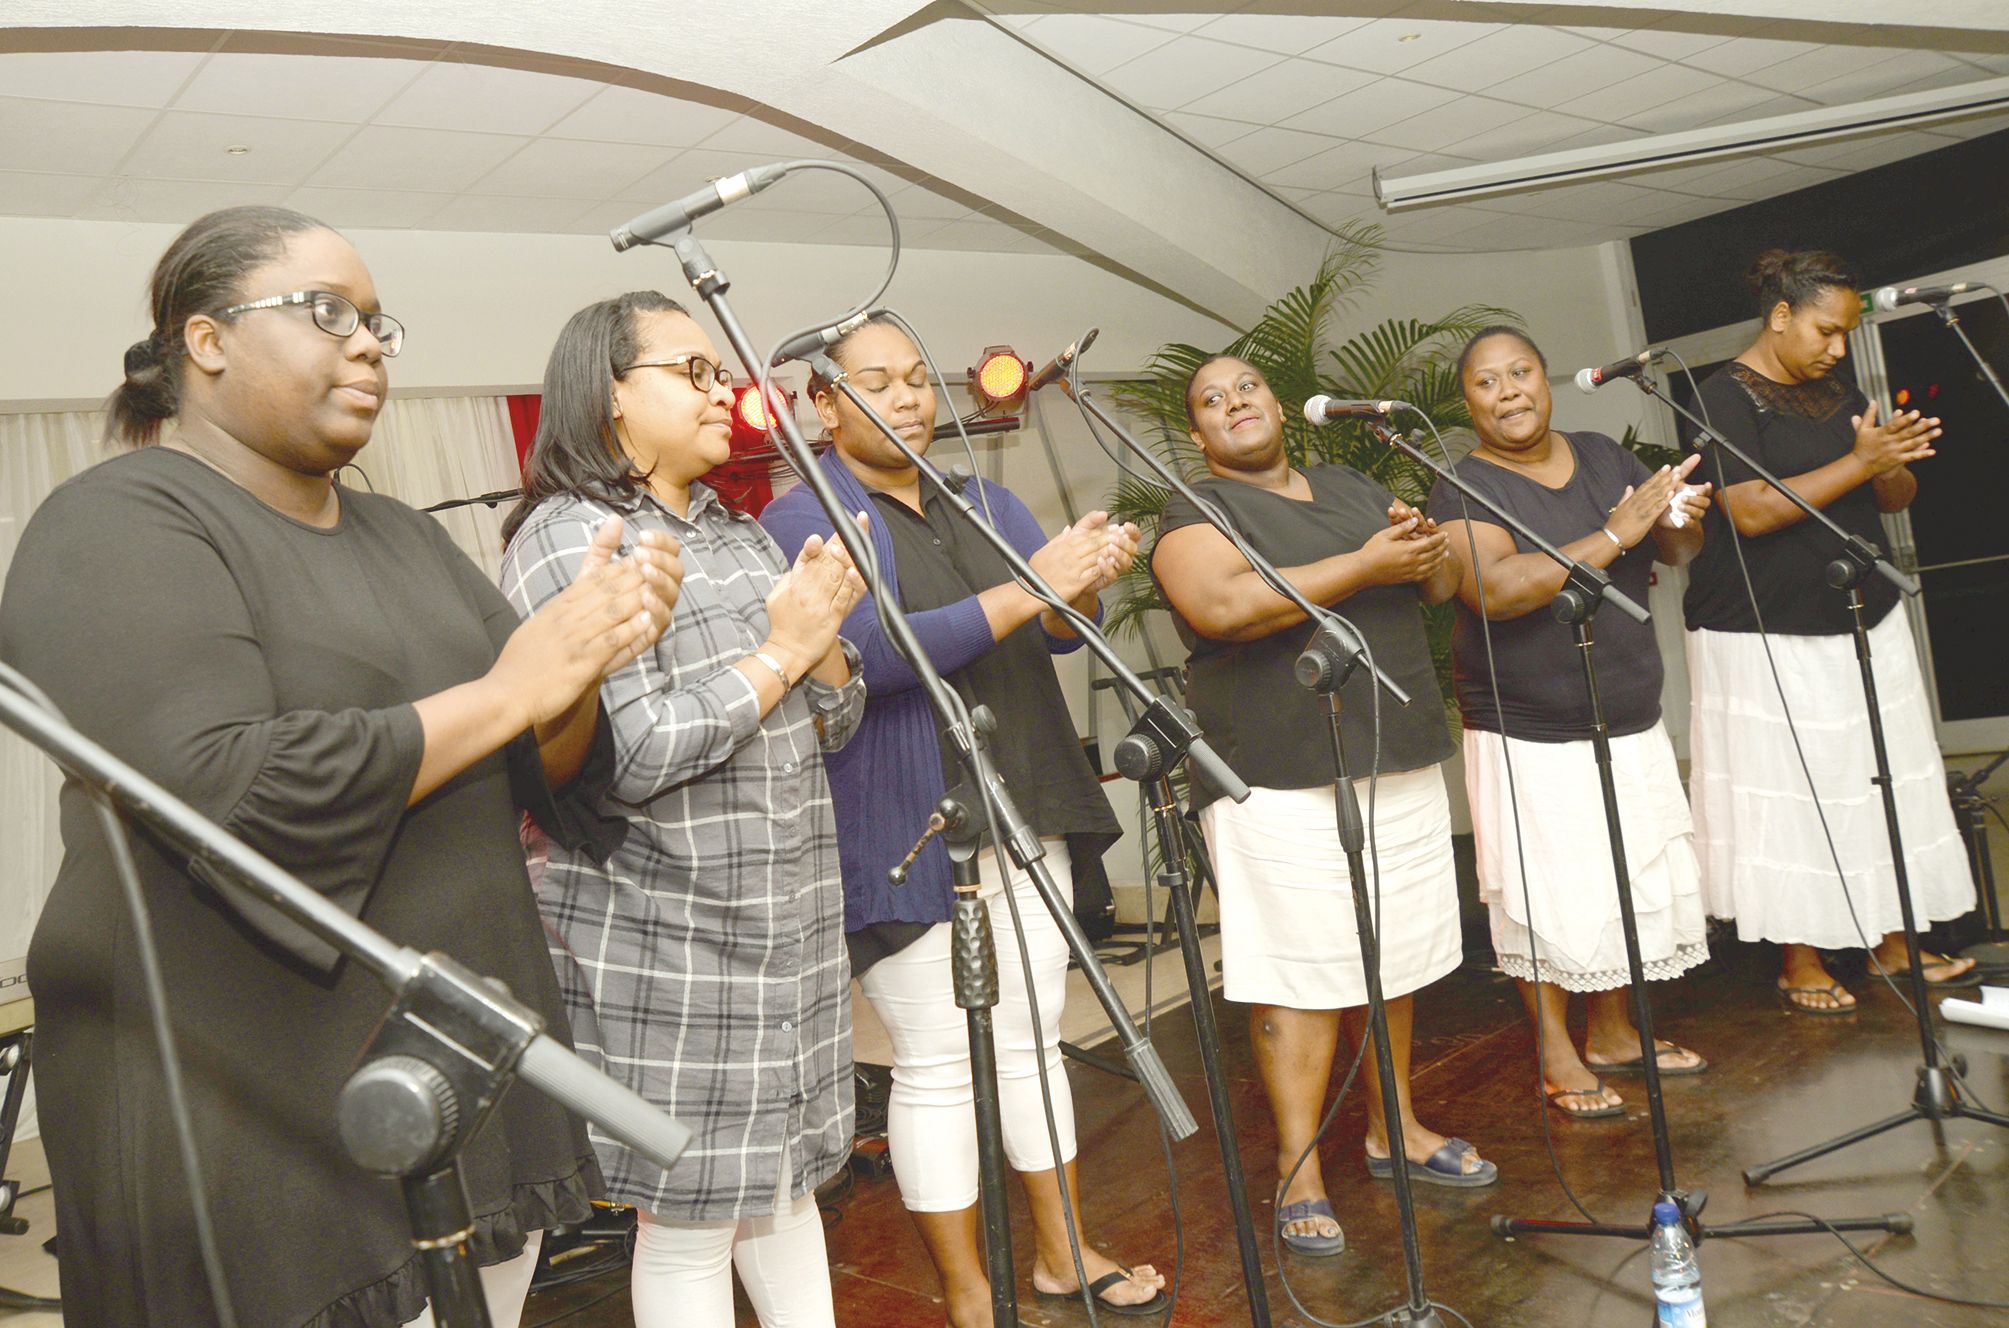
[0,397,522,1138]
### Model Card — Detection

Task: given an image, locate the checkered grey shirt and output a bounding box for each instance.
[500,484,863,1220]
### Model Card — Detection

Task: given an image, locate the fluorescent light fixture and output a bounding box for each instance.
[1374,75,2009,210]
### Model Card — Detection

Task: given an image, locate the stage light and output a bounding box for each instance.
[1896,388,1911,406]
[1374,74,2009,209]
[969,347,1030,406]
[735,382,774,433]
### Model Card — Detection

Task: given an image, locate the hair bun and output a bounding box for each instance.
[1745,249,1791,295]
[123,337,160,378]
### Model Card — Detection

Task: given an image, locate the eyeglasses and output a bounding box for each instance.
[618,354,733,393]
[216,290,406,357]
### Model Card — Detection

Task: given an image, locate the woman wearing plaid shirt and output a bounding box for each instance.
[501,291,866,1328]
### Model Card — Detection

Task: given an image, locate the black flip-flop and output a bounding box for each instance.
[1587,1043,1709,1076]
[1777,981,1858,1015]
[1546,1079,1624,1119]
[1036,1267,1171,1316]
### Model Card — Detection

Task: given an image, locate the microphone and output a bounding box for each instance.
[1573,350,1656,394]
[771,309,879,367]
[609,163,792,251]
[1872,282,1980,312]
[1028,328,1100,393]
[1303,396,1403,424]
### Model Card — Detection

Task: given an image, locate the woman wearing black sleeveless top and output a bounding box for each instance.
[1684,250,1975,1013]
[1152,355,1496,1260]
[1429,327,1712,1121]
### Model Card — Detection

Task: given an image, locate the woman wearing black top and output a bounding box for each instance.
[0,207,679,1327]
[1152,355,1495,1261]
[1684,249,1975,1013]
[1429,327,1711,1121]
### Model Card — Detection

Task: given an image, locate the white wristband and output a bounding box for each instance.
[1598,526,1623,550]
[751,650,795,690]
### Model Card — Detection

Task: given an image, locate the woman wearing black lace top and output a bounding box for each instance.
[1683,248,1976,1014]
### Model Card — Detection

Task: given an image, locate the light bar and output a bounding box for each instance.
[1374,74,2009,210]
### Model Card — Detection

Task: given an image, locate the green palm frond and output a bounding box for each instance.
[1108,471,1174,529]
[1102,560,1172,640]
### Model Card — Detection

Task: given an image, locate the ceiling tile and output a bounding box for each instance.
[1543,123,1654,153]
[306,125,532,193]
[1484,44,1666,110]
[702,209,843,244]
[420,193,601,233]
[1163,110,1264,148]
[1297,189,1377,228]
[120,109,357,185]
[0,169,102,216]
[1019,13,1177,75]
[1400,25,1597,95]
[173,50,431,123]
[1948,49,2009,75]
[1278,77,1458,140]
[614,148,786,205]
[284,185,455,229]
[0,50,206,109]
[1449,110,1605,161]
[1180,56,1358,124]
[1799,51,1986,106]
[1687,32,1825,79]
[693,115,829,159]
[1774,129,1958,174]
[373,60,601,136]
[811,213,927,247]
[0,97,160,175]
[1116,12,1225,35]
[1709,159,1846,199]
[1555,62,1728,126]
[1211,125,1344,178]
[469,138,670,199]
[1304,18,1498,76]
[1697,91,1827,127]
[79,175,293,224]
[1190,13,1376,58]
[1366,96,1542,155]
[880,183,978,221]
[1257,136,1410,191]
[545,87,748,147]
[1608,23,1746,62]
[1611,77,1796,132]
[1097,36,1280,113]
[1739,42,1895,96]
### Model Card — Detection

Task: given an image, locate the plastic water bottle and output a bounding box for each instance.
[1650,1200,1706,1326]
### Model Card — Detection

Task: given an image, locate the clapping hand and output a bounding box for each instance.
[1851,400,1940,476]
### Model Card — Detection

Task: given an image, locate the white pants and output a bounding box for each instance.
[858,843,1076,1212]
[632,1193,835,1328]
[402,1230,543,1328]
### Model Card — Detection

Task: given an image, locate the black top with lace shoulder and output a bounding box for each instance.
[1682,361,1900,636]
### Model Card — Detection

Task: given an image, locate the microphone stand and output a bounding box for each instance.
[1626,376,2009,1184]
[1917,294,2009,414]
[633,228,1198,1328]
[1380,423,1904,1255]
[0,670,692,1328]
[1058,362,1452,1326]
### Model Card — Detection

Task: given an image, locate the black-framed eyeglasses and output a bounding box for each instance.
[216,290,406,357]
[618,354,733,393]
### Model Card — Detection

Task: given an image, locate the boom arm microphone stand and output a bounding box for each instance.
[1376,423,1904,1254]
[0,668,692,1328]
[625,224,1199,1328]
[1624,377,2009,1184]
[1910,291,2009,414]
[1058,358,1472,1327]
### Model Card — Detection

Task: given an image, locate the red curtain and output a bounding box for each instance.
[505,394,541,475]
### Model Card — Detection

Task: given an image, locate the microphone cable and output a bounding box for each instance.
[0,661,239,1327]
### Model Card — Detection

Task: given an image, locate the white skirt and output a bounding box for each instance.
[1199,765,1463,1010]
[1686,611,1975,948]
[1464,724,1708,992]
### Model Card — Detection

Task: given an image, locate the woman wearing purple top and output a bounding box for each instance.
[759,317,1167,1322]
